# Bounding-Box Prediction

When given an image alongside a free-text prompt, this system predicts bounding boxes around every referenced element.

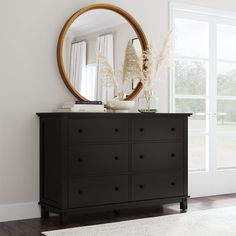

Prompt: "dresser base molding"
[39,196,189,225]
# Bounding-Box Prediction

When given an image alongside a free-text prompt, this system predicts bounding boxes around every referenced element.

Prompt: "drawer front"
[132,171,183,201]
[132,118,183,141]
[69,176,128,208]
[132,143,183,171]
[69,144,129,175]
[69,119,128,143]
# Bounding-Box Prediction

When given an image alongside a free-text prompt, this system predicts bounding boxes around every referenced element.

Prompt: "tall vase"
[138,89,158,113]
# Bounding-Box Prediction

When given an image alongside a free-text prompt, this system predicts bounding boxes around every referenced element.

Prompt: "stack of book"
[56,101,107,113]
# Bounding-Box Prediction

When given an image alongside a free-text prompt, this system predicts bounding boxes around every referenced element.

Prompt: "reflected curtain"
[96,34,114,103]
[82,64,97,100]
[69,41,87,92]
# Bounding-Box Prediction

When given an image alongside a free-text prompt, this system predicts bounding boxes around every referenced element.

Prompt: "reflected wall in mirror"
[58,4,148,103]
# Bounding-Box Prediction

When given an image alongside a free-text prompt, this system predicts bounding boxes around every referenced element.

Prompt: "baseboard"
[0,202,41,222]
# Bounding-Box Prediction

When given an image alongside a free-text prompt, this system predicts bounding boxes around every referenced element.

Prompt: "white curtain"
[69,41,87,92]
[96,34,114,103]
[82,64,97,100]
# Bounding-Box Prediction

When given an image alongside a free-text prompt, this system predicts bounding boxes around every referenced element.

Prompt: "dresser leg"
[60,212,69,226]
[41,206,49,219]
[180,198,188,212]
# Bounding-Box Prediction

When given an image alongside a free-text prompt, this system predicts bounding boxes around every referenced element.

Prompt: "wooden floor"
[1,193,236,236]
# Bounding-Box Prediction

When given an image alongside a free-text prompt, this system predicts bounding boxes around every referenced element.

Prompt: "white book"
[71,107,106,112]
[61,104,104,109]
[55,107,107,113]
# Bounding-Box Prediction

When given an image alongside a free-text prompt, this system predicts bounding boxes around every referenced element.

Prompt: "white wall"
[1,0,236,222]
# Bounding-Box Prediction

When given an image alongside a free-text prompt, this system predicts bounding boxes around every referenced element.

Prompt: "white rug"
[42,206,236,236]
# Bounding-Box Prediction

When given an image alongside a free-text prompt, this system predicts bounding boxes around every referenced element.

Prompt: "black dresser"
[37,112,191,225]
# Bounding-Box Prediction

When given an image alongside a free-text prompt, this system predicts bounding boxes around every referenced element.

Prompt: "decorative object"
[138,31,173,112]
[106,99,135,113]
[42,206,236,236]
[37,112,191,225]
[97,41,142,97]
[97,41,142,112]
[56,101,106,113]
[138,89,158,113]
[98,31,172,112]
[57,4,148,104]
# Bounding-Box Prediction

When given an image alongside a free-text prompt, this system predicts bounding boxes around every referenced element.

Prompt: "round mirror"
[57,4,148,103]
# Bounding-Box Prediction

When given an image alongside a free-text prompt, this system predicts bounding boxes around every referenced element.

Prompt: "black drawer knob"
[77,158,84,163]
[114,128,120,133]
[114,186,120,191]
[170,128,176,131]
[139,184,145,189]
[139,128,144,132]
[139,155,145,159]
[78,129,83,133]
[114,156,120,161]
[78,190,83,195]
[170,182,176,186]
[171,153,176,157]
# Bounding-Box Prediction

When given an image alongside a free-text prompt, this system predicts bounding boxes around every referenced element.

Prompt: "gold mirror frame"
[57,3,148,101]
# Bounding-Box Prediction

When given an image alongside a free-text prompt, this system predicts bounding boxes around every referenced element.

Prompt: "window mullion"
[208,20,217,172]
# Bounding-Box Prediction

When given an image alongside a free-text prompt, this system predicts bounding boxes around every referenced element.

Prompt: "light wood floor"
[0,193,236,236]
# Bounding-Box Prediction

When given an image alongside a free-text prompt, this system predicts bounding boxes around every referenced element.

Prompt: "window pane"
[217,24,236,61]
[175,98,206,133]
[216,100,236,168]
[189,135,206,171]
[175,18,209,58]
[175,60,206,95]
[217,62,236,96]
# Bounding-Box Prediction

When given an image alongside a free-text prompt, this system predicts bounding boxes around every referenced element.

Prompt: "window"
[171,4,236,171]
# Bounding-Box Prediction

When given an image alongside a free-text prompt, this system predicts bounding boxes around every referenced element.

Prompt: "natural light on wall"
[171,4,236,172]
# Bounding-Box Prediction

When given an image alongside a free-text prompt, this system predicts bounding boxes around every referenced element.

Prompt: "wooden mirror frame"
[57,3,148,101]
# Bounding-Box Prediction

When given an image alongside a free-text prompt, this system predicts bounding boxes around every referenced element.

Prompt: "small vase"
[138,90,158,113]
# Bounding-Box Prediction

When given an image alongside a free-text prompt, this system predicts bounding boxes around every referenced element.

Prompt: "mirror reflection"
[62,9,142,103]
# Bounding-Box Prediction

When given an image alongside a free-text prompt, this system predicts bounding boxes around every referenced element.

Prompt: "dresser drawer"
[69,144,129,175]
[69,176,128,208]
[132,118,183,141]
[132,143,183,171]
[69,119,128,144]
[132,171,183,201]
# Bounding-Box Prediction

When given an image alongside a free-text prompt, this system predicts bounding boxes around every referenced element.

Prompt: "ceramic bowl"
[107,100,135,113]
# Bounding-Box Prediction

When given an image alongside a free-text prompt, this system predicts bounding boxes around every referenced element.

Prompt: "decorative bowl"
[107,100,135,113]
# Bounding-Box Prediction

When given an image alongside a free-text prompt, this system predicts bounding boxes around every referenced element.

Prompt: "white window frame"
[170,2,236,172]
[169,2,236,112]
[169,2,236,197]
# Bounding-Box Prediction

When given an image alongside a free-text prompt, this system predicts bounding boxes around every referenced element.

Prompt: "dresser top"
[37,112,192,118]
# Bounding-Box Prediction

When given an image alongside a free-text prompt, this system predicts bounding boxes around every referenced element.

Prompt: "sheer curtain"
[96,34,114,103]
[82,64,97,100]
[69,41,87,92]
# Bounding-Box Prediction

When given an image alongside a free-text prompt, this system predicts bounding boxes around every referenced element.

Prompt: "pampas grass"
[121,41,142,84]
[97,40,142,99]
[97,31,173,100]
[97,51,120,93]
[141,30,173,88]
